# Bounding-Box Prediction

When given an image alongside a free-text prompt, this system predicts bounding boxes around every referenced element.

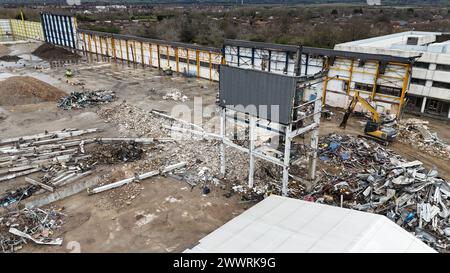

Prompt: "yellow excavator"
[339,91,397,144]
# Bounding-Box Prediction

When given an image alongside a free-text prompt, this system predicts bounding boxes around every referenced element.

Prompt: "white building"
[185,195,435,253]
[367,0,382,6]
[336,31,450,120]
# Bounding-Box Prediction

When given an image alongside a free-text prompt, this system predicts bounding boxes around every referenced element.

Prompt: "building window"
[425,99,450,117]
[414,62,430,69]
[405,95,423,112]
[410,78,426,85]
[376,85,402,97]
[354,82,373,92]
[432,81,450,89]
[436,64,450,72]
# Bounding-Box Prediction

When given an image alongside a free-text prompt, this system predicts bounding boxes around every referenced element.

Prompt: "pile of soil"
[32,43,80,61]
[0,76,67,106]
[0,55,21,62]
[0,44,10,57]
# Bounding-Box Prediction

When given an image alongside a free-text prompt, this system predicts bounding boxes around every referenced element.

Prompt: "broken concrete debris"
[306,134,450,251]
[88,161,187,194]
[398,118,450,159]
[0,207,64,252]
[162,88,189,102]
[58,89,116,110]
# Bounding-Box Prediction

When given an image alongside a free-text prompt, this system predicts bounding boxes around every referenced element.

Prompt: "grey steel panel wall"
[219,65,296,125]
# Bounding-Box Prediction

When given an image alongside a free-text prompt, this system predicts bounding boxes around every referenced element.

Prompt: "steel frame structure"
[219,41,325,196]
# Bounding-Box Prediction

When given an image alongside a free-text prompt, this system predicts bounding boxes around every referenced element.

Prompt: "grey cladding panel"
[219,65,296,124]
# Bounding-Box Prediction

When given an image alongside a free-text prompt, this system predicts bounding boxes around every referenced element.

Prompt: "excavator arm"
[339,91,379,129]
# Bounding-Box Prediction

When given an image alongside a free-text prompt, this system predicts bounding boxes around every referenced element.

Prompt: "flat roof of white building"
[335,31,450,58]
[185,195,435,253]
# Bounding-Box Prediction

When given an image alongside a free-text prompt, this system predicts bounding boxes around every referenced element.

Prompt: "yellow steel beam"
[93,35,99,56]
[186,48,190,74]
[111,37,116,59]
[166,45,170,67]
[149,43,153,66]
[371,62,380,100]
[397,64,411,118]
[209,51,212,81]
[99,36,104,56]
[82,33,88,54]
[196,50,200,78]
[322,58,330,106]
[125,40,130,62]
[119,39,124,61]
[133,41,137,63]
[157,44,161,68]
[140,41,144,66]
[88,34,93,53]
[175,47,179,72]
[347,60,354,94]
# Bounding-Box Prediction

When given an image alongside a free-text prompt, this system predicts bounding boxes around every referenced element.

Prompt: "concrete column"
[421,96,427,113]
[281,125,292,197]
[220,108,226,176]
[248,117,256,188]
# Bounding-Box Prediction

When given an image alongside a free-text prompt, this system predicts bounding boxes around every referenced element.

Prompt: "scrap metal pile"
[398,118,450,159]
[307,134,450,251]
[0,208,64,252]
[58,89,116,110]
[0,129,156,207]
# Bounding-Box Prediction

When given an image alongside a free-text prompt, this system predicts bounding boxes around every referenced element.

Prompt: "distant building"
[336,31,450,120]
[367,0,382,6]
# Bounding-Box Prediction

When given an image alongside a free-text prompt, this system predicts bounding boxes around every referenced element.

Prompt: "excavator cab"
[340,92,397,144]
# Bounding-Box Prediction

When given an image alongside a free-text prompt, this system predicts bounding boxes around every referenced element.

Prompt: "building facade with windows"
[335,31,450,120]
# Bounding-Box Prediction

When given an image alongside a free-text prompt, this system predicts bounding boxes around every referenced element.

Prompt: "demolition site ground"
[1,41,449,252]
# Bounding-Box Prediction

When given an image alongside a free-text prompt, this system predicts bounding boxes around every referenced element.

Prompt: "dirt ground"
[1,40,449,253]
[24,176,247,253]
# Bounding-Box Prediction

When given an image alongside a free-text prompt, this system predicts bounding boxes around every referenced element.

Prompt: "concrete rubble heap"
[398,118,450,159]
[96,102,278,198]
[307,134,450,251]
[58,89,116,110]
[0,207,65,253]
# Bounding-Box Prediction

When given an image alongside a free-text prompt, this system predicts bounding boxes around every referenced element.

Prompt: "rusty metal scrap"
[58,89,116,110]
[305,134,450,252]
[0,208,64,252]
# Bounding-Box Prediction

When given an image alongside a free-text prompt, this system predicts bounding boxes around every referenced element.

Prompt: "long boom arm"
[339,91,380,129]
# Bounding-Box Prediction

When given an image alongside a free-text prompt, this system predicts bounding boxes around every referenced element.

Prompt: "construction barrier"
[77,30,222,81]
[40,12,77,48]
[9,19,44,41]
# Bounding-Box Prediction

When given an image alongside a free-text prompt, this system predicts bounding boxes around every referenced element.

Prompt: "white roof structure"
[185,195,435,253]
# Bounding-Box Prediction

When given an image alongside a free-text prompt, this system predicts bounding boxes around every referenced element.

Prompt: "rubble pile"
[86,142,145,165]
[98,102,171,137]
[0,208,65,252]
[398,118,450,159]
[0,129,159,207]
[0,129,102,203]
[97,103,276,198]
[58,89,116,110]
[306,134,450,251]
[162,88,189,102]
